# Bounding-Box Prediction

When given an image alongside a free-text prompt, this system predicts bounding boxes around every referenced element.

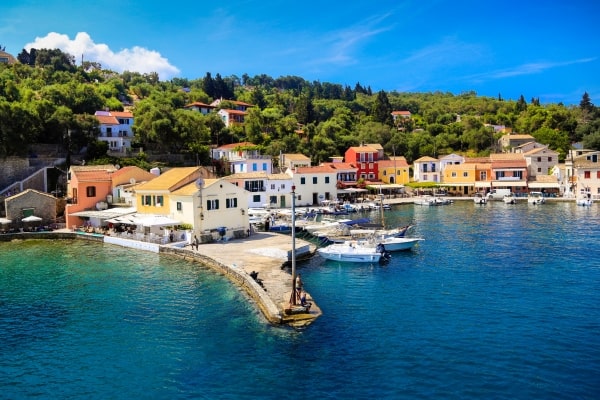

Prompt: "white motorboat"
[503,194,517,204]
[414,195,449,206]
[528,191,546,205]
[317,241,389,263]
[473,192,487,205]
[576,189,593,206]
[373,236,423,252]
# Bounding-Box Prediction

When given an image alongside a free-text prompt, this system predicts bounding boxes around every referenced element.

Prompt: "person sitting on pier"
[300,291,311,311]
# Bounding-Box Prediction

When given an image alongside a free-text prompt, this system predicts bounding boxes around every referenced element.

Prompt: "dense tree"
[372,90,393,125]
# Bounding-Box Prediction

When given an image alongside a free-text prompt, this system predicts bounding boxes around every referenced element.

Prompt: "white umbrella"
[22,215,42,222]
[0,217,11,224]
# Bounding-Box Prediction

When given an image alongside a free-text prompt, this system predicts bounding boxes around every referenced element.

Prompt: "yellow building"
[378,157,410,184]
[134,167,201,214]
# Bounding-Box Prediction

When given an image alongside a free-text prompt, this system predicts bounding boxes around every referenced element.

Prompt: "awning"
[135,215,181,227]
[22,215,42,222]
[528,182,560,189]
[438,183,474,187]
[337,188,368,193]
[492,181,527,187]
[0,217,12,224]
[475,182,491,188]
[71,207,137,220]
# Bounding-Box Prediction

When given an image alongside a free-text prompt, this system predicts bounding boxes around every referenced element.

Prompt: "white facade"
[573,151,600,200]
[170,178,249,239]
[413,156,441,183]
[523,146,559,179]
[286,167,338,207]
[95,111,134,153]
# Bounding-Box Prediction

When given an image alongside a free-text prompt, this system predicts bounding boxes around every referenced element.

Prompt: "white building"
[94,110,134,153]
[413,156,441,183]
[286,166,338,207]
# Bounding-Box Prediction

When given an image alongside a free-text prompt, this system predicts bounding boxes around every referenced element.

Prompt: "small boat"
[503,194,517,204]
[317,241,390,263]
[414,195,449,206]
[576,189,593,206]
[371,236,423,252]
[528,191,546,205]
[473,192,487,205]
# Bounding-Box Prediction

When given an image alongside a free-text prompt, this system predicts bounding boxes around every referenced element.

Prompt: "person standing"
[193,234,199,250]
[295,274,303,302]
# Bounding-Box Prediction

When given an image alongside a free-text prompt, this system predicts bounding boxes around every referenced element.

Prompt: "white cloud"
[25,32,180,80]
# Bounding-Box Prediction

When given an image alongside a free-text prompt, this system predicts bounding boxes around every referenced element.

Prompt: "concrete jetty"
[163,231,322,327]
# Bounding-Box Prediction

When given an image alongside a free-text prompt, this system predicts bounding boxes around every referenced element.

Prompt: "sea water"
[1,201,599,399]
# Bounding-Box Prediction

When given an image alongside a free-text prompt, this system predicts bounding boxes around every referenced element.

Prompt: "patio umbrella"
[22,215,42,222]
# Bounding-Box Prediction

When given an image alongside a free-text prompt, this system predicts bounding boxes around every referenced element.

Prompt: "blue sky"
[1,0,599,105]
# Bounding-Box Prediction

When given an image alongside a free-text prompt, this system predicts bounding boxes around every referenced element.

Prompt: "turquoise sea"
[1,201,599,399]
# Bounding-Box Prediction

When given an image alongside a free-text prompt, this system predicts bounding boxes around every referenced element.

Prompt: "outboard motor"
[376,243,391,262]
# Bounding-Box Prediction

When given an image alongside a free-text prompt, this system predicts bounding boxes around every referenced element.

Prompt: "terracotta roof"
[391,111,411,115]
[283,153,311,161]
[224,171,268,180]
[531,175,558,183]
[96,115,119,125]
[319,162,357,170]
[184,102,214,108]
[220,109,247,116]
[414,156,438,162]
[70,164,117,173]
[74,170,113,182]
[348,145,378,152]
[490,153,526,161]
[135,167,200,191]
[294,166,337,174]
[110,111,133,118]
[378,159,409,168]
[217,141,257,150]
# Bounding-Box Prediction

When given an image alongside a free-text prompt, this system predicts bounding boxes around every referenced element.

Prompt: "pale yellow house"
[134,167,202,215]
[378,158,410,184]
[171,178,249,241]
[441,163,476,196]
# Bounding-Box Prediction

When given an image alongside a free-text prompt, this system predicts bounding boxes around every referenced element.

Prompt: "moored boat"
[503,194,517,204]
[473,192,487,205]
[317,241,390,263]
[528,191,546,205]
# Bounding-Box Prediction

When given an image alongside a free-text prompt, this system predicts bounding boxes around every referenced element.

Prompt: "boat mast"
[289,185,298,305]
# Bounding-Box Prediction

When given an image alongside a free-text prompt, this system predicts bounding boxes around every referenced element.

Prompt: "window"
[271,184,275,190]
[480,172,487,180]
[252,163,257,171]
[300,177,306,184]
[325,177,330,183]
[156,195,164,207]
[207,199,220,210]
[176,202,182,211]
[262,163,267,171]
[252,194,261,202]
[423,174,428,181]
[463,172,469,177]
[496,171,505,179]
[451,172,457,177]
[383,170,387,176]
[86,186,96,197]
[548,157,553,162]
[514,171,522,179]
[142,195,152,206]
[597,171,600,179]
[584,171,591,179]
[369,163,374,170]
[537,157,542,162]
[312,177,317,184]
[538,168,542,173]
[226,197,238,208]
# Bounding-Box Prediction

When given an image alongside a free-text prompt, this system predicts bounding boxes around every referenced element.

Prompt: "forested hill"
[1,47,599,167]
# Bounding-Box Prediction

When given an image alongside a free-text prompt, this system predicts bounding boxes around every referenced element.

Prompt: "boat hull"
[317,244,383,263]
